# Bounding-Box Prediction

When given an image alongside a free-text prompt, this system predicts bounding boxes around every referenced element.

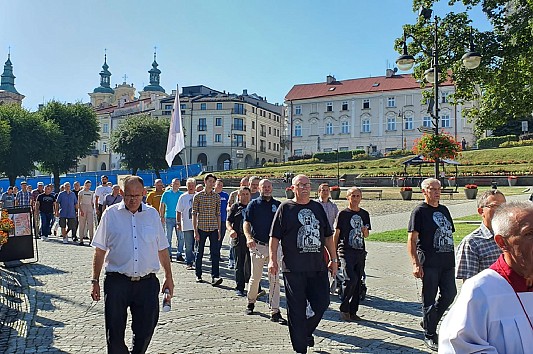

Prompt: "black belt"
[106,272,155,282]
[254,239,268,246]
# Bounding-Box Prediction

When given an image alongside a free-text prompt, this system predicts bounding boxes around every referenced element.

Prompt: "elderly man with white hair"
[439,201,533,353]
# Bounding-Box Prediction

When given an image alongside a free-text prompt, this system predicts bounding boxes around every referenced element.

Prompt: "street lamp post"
[228,132,233,170]
[396,6,481,179]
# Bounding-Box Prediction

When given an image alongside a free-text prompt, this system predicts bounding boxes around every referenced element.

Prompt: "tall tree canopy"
[397,0,533,135]
[0,104,52,186]
[110,115,170,177]
[38,101,99,190]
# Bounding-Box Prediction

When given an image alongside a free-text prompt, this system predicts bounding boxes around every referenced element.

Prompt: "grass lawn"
[370,221,480,243]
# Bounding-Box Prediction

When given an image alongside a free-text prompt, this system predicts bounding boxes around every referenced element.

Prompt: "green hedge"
[313,149,366,162]
[477,135,518,149]
[499,140,533,148]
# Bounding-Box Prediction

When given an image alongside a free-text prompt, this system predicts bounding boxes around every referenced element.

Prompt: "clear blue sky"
[2,0,490,111]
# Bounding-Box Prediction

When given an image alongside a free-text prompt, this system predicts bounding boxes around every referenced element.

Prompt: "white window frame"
[387,97,396,107]
[294,124,302,137]
[215,134,221,143]
[405,116,414,130]
[441,114,451,128]
[326,102,333,112]
[102,123,109,134]
[341,121,350,134]
[362,119,371,133]
[200,103,206,110]
[325,122,333,135]
[295,105,302,115]
[362,99,370,109]
[294,149,303,156]
[387,116,397,131]
[423,116,432,128]
[341,101,348,111]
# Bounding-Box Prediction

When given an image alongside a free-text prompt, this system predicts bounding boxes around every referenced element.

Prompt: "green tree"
[38,101,99,191]
[397,0,533,134]
[0,104,51,186]
[110,115,170,177]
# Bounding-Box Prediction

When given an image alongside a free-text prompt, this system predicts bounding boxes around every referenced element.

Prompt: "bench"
[360,188,383,200]
[413,189,458,199]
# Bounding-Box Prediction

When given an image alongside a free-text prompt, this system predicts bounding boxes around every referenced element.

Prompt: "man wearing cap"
[95,175,112,224]
[78,180,95,244]
[31,182,46,238]
[0,186,16,209]
[15,181,32,207]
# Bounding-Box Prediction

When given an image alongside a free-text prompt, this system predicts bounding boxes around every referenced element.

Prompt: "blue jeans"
[183,230,195,266]
[195,229,220,279]
[165,218,184,257]
[40,212,54,236]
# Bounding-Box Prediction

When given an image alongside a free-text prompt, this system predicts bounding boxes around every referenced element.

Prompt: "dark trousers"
[233,234,250,291]
[195,229,220,279]
[40,212,54,236]
[283,271,330,354]
[217,223,227,255]
[421,266,457,338]
[103,273,160,354]
[340,251,365,314]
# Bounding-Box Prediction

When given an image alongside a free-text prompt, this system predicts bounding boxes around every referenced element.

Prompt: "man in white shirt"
[176,178,197,270]
[439,201,533,354]
[90,176,174,354]
[94,175,112,224]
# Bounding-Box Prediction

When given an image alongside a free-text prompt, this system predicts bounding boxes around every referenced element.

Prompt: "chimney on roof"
[326,75,336,84]
[243,89,248,96]
[386,68,398,78]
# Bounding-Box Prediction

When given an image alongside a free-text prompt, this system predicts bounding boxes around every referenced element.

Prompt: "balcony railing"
[231,141,247,148]
[260,146,266,153]
[232,108,247,115]
[197,141,207,147]
[231,124,247,131]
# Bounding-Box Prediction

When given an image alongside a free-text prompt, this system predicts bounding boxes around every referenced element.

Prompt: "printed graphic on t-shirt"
[348,214,364,249]
[296,208,321,253]
[432,211,454,252]
[271,204,277,213]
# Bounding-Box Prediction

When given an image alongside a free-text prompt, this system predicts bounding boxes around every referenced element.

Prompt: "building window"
[197,134,207,147]
[102,142,107,153]
[233,118,245,131]
[165,104,172,110]
[216,103,223,110]
[341,121,350,134]
[268,126,272,135]
[215,134,221,142]
[295,105,302,115]
[268,141,271,150]
[362,99,370,109]
[200,103,206,110]
[252,136,255,145]
[326,102,333,112]
[198,118,207,131]
[423,116,432,127]
[342,101,348,111]
[387,97,395,107]
[102,123,109,134]
[441,92,450,103]
[234,103,244,114]
[441,114,451,128]
[180,104,186,109]
[294,125,302,137]
[339,146,349,151]
[215,117,222,126]
[323,148,332,153]
[294,149,303,156]
[362,119,370,133]
[325,122,333,135]
[162,111,171,116]
[405,116,414,130]
[252,121,255,129]
[234,134,245,147]
[387,117,397,131]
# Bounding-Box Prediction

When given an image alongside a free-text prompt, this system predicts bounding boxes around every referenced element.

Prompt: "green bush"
[477,135,518,149]
[499,140,533,148]
[263,158,319,167]
[313,149,365,162]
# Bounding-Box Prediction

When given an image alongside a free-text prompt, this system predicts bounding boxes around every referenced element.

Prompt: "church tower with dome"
[0,53,24,105]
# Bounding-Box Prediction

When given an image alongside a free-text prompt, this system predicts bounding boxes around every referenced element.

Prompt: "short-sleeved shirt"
[78,190,95,206]
[95,185,113,205]
[176,192,195,231]
[455,223,501,279]
[104,193,123,207]
[227,203,247,238]
[146,190,164,211]
[91,202,169,277]
[243,196,280,243]
[335,207,371,257]
[16,190,32,206]
[1,192,15,208]
[315,198,339,230]
[192,190,220,232]
[56,191,78,219]
[408,202,455,268]
[31,189,43,203]
[36,193,56,214]
[161,189,183,218]
[270,200,333,273]
[218,191,229,221]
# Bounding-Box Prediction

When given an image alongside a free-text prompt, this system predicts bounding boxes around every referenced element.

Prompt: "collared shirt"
[315,198,339,230]
[192,190,220,232]
[56,191,78,218]
[95,185,113,205]
[243,195,280,243]
[103,193,123,207]
[91,202,168,277]
[455,223,501,279]
[16,190,32,206]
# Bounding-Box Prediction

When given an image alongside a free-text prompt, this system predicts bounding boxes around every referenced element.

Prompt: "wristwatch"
[91,279,99,284]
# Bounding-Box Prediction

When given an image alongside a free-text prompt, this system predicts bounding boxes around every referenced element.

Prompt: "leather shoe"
[270,312,287,325]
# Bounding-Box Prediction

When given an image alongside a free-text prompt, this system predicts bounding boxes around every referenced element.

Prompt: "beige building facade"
[284,71,476,158]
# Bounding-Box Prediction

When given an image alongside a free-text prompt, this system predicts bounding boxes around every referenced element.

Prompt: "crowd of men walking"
[3,173,532,353]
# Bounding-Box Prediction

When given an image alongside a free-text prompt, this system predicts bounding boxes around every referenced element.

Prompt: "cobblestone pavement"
[1,193,529,353]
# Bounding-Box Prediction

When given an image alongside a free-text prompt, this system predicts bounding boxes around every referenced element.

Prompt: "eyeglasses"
[483,203,501,209]
[295,183,311,189]
[124,194,143,199]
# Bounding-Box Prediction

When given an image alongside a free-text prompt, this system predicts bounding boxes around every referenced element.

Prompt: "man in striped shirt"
[192,173,222,286]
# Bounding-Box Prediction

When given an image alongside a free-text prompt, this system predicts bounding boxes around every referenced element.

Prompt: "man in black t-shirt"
[334,187,371,322]
[226,186,252,296]
[408,178,457,351]
[36,185,57,241]
[269,174,338,354]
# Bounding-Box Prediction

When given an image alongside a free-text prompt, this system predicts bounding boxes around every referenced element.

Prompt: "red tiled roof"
[285,74,453,101]
[94,97,152,113]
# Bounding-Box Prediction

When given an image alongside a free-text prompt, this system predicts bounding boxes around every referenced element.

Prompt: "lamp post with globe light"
[396,6,481,178]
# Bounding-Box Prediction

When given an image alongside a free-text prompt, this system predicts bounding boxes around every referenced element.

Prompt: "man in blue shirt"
[160,179,184,262]
[55,182,78,244]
